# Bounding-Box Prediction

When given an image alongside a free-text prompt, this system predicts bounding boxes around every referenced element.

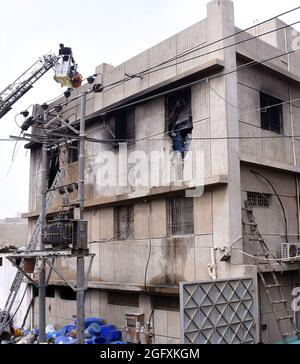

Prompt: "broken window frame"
[165,88,192,133]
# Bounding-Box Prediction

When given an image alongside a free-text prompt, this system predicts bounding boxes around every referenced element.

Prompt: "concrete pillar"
[206,0,243,271]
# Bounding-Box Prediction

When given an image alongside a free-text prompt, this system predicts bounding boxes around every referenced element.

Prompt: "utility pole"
[76,92,87,344]
[38,109,48,343]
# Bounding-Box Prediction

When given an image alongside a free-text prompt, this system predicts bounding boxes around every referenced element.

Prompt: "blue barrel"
[54,335,72,344]
[100,325,116,339]
[75,317,103,329]
[47,330,60,341]
[87,323,101,337]
[85,338,94,345]
[93,336,107,344]
[107,330,122,342]
[60,324,76,336]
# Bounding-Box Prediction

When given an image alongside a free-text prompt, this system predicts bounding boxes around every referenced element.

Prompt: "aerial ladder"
[0,45,82,120]
[0,54,58,119]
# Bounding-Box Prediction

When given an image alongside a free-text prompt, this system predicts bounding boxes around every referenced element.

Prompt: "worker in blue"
[168,97,193,159]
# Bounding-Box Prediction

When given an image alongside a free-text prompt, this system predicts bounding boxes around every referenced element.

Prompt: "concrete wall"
[32,288,181,344]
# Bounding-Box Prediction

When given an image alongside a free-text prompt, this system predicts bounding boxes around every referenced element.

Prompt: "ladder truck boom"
[0,54,59,119]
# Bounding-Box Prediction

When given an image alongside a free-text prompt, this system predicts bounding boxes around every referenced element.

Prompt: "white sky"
[0,0,300,218]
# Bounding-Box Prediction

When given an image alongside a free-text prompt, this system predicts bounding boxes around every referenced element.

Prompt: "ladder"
[0,54,58,120]
[242,201,300,344]
[0,169,63,333]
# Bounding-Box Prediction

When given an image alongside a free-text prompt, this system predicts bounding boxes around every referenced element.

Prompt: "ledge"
[22,175,228,219]
[240,153,300,174]
[32,279,180,295]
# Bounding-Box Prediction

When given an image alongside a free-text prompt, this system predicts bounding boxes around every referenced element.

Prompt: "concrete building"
[22,0,300,343]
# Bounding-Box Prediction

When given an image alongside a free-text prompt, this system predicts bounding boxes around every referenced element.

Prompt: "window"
[166,88,192,129]
[68,141,78,164]
[152,295,180,312]
[48,149,60,188]
[114,205,134,241]
[58,286,76,301]
[46,285,55,298]
[115,109,135,141]
[260,92,283,134]
[247,192,272,208]
[107,292,139,307]
[0,257,2,267]
[168,196,194,236]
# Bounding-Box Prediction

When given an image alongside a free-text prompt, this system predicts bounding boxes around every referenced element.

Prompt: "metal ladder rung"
[271,300,287,305]
[278,315,294,321]
[265,284,282,289]
[244,222,258,227]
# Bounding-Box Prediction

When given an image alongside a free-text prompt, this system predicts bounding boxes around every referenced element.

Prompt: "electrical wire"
[17,8,300,120]
[104,8,300,92]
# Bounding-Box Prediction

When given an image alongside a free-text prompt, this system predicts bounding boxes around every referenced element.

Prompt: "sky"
[1,0,300,218]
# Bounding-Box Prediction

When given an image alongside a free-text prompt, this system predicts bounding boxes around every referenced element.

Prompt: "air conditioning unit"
[281,243,300,262]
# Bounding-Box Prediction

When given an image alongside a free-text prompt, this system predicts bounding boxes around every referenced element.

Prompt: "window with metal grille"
[115,109,135,141]
[247,192,272,208]
[107,292,139,307]
[68,140,79,164]
[260,92,283,134]
[168,196,194,236]
[114,205,134,241]
[152,295,180,312]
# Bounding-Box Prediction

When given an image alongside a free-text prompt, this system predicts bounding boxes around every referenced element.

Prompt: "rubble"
[0,317,125,344]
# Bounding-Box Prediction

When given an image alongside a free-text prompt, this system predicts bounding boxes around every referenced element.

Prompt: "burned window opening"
[115,109,136,143]
[168,196,194,236]
[68,140,79,164]
[114,205,134,241]
[166,88,193,158]
[260,92,283,134]
[58,285,76,301]
[48,149,60,189]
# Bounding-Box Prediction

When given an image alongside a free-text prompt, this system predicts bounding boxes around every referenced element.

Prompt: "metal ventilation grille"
[107,292,139,307]
[180,278,257,344]
[247,192,272,208]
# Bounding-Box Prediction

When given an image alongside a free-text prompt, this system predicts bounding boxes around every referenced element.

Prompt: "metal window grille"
[260,92,283,134]
[247,192,272,208]
[152,295,180,312]
[114,205,134,241]
[107,292,139,307]
[168,197,194,236]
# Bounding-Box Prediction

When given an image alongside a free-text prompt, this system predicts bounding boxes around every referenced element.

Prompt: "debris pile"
[0,317,125,344]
